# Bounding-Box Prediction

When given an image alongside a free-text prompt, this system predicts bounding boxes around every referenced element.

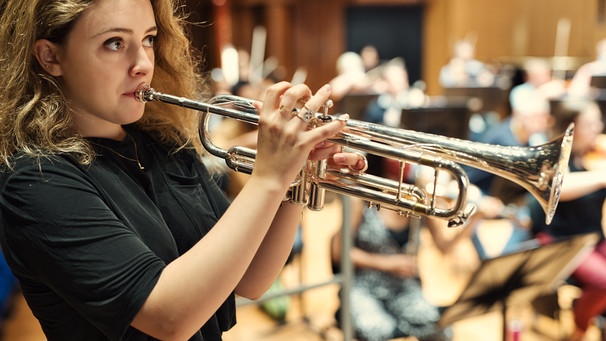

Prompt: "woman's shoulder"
[0,154,97,221]
[0,153,89,188]
[3,153,82,172]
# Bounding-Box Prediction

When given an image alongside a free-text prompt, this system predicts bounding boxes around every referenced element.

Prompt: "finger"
[328,152,368,172]
[297,117,348,154]
[278,84,312,120]
[308,142,342,161]
[291,84,332,125]
[263,81,293,113]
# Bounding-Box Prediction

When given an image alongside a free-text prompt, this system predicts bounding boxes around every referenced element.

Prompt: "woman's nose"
[131,46,154,76]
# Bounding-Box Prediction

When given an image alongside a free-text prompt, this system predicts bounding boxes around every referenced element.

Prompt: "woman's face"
[50,0,157,139]
[573,104,604,155]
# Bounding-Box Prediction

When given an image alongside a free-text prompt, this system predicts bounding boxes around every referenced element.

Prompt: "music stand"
[400,97,472,139]
[590,74,606,89]
[589,75,606,133]
[442,85,510,115]
[439,233,599,341]
[335,93,379,120]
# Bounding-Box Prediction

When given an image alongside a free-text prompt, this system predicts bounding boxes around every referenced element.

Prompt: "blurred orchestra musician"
[528,99,606,341]
[465,94,554,259]
[330,180,470,341]
[568,38,606,98]
[481,94,554,194]
[510,57,567,106]
[364,59,427,126]
[439,39,511,141]
[329,51,375,103]
[360,45,381,74]
[439,39,496,88]
[362,59,427,177]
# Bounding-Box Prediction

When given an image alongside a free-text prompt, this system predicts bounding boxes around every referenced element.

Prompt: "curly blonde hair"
[0,0,206,167]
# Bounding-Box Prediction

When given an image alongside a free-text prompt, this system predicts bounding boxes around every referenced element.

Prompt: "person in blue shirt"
[465,94,554,259]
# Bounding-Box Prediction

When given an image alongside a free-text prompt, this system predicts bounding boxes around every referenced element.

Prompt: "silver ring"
[295,106,314,123]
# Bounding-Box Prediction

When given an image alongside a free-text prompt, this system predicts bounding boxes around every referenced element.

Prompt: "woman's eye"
[105,38,124,51]
[143,35,156,48]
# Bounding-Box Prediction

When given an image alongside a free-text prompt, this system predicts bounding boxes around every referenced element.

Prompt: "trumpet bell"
[336,120,574,226]
[521,125,574,225]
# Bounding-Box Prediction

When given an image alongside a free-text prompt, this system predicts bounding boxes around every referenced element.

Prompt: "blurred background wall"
[183,0,606,96]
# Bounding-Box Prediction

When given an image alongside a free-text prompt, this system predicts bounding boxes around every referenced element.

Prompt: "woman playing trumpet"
[0,0,366,340]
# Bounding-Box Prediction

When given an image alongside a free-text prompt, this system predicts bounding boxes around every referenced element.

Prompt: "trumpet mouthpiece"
[135,83,152,103]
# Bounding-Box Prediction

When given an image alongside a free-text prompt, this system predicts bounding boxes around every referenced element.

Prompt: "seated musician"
[364,59,426,127]
[528,99,606,341]
[510,57,566,104]
[329,51,376,103]
[363,60,427,177]
[465,94,553,259]
[329,162,477,341]
[568,38,606,97]
[439,39,495,88]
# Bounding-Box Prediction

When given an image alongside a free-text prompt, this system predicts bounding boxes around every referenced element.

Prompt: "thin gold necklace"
[90,136,145,170]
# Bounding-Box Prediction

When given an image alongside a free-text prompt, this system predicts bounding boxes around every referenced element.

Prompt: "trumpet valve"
[322,99,334,117]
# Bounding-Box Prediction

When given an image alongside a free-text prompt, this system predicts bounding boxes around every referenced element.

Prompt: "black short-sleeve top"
[530,159,606,240]
[0,127,234,340]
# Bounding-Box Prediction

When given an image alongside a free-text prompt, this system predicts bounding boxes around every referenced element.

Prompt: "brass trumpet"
[136,84,573,227]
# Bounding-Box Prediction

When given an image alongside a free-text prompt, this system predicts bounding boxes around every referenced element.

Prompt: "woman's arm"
[237,144,369,297]
[132,82,348,340]
[132,81,371,340]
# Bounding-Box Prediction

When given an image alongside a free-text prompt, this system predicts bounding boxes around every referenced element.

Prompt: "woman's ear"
[33,39,62,76]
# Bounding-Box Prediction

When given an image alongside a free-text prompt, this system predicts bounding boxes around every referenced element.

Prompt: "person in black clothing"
[529,99,606,341]
[0,0,365,340]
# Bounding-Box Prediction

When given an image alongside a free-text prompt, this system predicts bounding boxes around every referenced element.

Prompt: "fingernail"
[320,84,331,92]
[337,114,349,122]
[333,154,346,162]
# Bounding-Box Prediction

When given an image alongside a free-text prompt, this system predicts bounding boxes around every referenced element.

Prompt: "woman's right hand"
[251,82,347,190]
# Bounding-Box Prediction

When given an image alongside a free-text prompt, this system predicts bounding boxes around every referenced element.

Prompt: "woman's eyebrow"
[92,26,158,38]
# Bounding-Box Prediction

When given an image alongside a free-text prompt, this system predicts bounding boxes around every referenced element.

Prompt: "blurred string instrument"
[136,83,574,228]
